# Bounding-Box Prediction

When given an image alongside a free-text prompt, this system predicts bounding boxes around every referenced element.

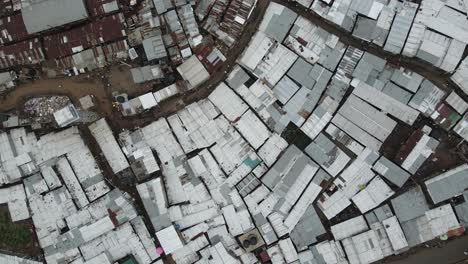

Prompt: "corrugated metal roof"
[273,76,300,104]
[452,56,468,95]
[351,79,420,125]
[425,164,468,204]
[390,68,423,93]
[331,215,368,240]
[401,134,439,174]
[305,133,351,177]
[21,0,89,34]
[445,91,468,114]
[208,82,248,121]
[382,82,412,104]
[89,118,130,174]
[372,156,410,187]
[352,176,395,213]
[342,230,385,264]
[142,35,167,61]
[290,204,325,249]
[259,3,297,42]
[234,110,270,149]
[130,65,163,83]
[352,16,377,42]
[391,186,429,222]
[383,2,417,54]
[331,113,383,152]
[177,55,210,89]
[339,94,397,142]
[455,191,468,227]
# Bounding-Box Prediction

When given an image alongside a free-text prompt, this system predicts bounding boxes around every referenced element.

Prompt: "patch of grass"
[0,210,32,248]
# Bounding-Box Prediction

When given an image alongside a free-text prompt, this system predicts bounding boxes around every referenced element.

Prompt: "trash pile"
[23,96,71,124]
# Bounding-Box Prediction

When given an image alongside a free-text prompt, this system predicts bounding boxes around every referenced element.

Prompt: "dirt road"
[381,235,468,264]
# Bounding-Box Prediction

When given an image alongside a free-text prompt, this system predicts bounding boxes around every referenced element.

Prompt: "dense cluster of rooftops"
[2,0,468,264]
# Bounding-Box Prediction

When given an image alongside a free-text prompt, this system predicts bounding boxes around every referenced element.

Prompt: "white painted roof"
[351,79,420,125]
[446,91,468,114]
[209,82,248,121]
[156,225,184,254]
[234,110,270,150]
[331,215,368,240]
[238,31,274,72]
[0,184,29,221]
[139,92,158,110]
[382,216,408,251]
[177,56,210,89]
[89,118,130,174]
[352,176,395,214]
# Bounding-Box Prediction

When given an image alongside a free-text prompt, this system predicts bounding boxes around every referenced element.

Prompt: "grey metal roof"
[425,165,468,204]
[130,65,163,84]
[310,244,329,264]
[153,0,174,14]
[400,218,423,247]
[23,173,45,195]
[290,204,326,249]
[352,17,376,42]
[409,80,445,115]
[288,59,332,91]
[390,70,423,93]
[253,213,278,243]
[311,65,333,92]
[455,191,468,227]
[318,44,345,72]
[371,26,390,46]
[21,0,89,34]
[311,169,332,187]
[384,2,417,54]
[353,52,386,83]
[349,0,373,16]
[236,173,261,197]
[139,180,171,231]
[283,62,332,125]
[0,72,15,85]
[373,204,393,222]
[262,7,297,42]
[143,35,168,61]
[266,103,290,134]
[284,87,320,125]
[287,58,316,89]
[416,49,440,66]
[382,82,412,104]
[226,66,251,90]
[305,133,350,176]
[364,204,393,225]
[325,78,349,101]
[273,76,300,104]
[391,186,429,222]
[365,211,379,225]
[261,145,316,190]
[373,156,411,187]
